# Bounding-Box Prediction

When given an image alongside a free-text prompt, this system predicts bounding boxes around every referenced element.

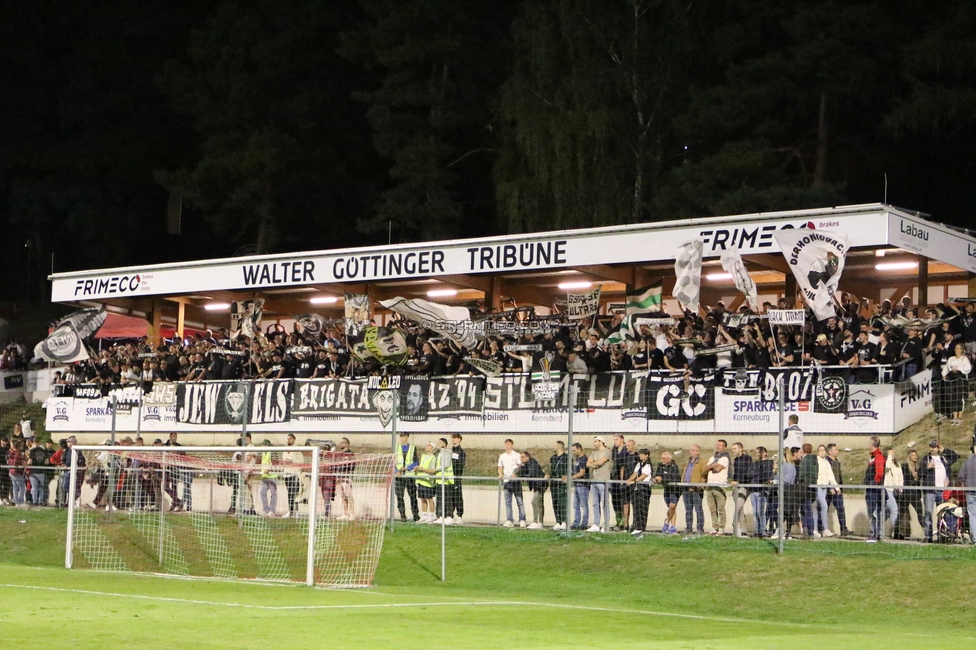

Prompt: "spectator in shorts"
[498,439,525,528]
[416,442,440,523]
[681,444,707,535]
[626,448,654,538]
[570,443,589,530]
[705,440,730,535]
[653,451,681,534]
[518,451,547,529]
[586,436,613,532]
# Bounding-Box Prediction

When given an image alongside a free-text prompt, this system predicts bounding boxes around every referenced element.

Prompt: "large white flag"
[380,297,480,349]
[773,229,849,321]
[34,309,106,363]
[230,299,264,339]
[673,239,703,313]
[720,250,758,309]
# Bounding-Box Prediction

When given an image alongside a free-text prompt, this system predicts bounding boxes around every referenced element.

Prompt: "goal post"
[65,445,395,587]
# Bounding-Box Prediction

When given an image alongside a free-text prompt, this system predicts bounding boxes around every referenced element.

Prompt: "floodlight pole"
[65,447,79,569]
[777,374,785,556]
[306,448,320,586]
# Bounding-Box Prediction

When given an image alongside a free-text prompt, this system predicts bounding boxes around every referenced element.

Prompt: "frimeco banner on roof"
[44,369,931,435]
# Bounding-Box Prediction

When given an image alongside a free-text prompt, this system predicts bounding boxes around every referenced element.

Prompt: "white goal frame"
[66,445,326,585]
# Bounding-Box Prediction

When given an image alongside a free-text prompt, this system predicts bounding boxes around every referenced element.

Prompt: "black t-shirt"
[838,338,858,362]
[647,348,665,370]
[812,344,837,364]
[664,346,687,370]
[631,351,648,368]
[777,342,797,365]
[295,359,314,378]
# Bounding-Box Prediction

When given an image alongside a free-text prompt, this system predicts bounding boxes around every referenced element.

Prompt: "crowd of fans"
[35,294,976,391]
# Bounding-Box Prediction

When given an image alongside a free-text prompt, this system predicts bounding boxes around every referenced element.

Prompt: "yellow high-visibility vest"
[396,443,416,476]
[416,453,437,488]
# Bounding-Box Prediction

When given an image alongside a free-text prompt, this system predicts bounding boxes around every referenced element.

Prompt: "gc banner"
[646,372,716,420]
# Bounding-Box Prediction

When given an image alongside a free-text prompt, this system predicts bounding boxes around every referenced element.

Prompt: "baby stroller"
[934,500,966,544]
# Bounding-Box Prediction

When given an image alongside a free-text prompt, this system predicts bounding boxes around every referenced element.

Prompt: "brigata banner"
[293,376,484,420]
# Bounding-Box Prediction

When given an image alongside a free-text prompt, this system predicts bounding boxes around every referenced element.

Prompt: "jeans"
[29,474,47,506]
[750,492,768,537]
[260,479,278,514]
[866,487,883,539]
[825,491,848,532]
[589,482,607,529]
[504,483,525,522]
[10,475,26,505]
[800,489,817,537]
[572,485,590,527]
[816,488,830,532]
[683,490,704,533]
[923,490,940,540]
[885,489,899,531]
[967,493,976,543]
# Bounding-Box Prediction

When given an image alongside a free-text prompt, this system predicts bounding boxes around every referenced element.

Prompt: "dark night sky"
[1,0,974,305]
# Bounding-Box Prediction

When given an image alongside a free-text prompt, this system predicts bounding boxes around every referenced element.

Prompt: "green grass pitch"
[2,508,975,649]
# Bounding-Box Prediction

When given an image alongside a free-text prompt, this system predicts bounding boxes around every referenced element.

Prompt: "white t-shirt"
[635,461,653,483]
[706,455,729,484]
[498,450,521,481]
[934,457,948,488]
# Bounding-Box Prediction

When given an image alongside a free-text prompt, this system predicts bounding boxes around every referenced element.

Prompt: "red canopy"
[95,313,206,341]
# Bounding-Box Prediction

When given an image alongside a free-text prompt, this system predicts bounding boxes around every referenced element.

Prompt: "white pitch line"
[0,583,796,625]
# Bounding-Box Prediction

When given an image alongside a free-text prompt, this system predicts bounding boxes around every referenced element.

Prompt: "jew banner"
[774,229,849,321]
[230,299,264,339]
[673,240,703,313]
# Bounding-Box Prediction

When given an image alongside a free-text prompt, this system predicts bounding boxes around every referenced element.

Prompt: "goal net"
[65,445,395,587]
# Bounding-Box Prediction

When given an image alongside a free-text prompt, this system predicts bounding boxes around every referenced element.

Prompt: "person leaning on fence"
[749,447,774,538]
[653,451,681,535]
[955,445,976,544]
[918,440,958,543]
[547,441,568,531]
[704,440,730,536]
[586,436,613,533]
[516,451,546,529]
[796,444,819,539]
[570,443,589,531]
[626,448,653,538]
[729,442,753,538]
[681,444,707,536]
[824,444,852,536]
[394,432,420,523]
[432,438,455,525]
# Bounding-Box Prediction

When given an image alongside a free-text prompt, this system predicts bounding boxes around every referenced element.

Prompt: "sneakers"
[668,525,679,535]
[433,517,444,524]
[813,531,822,538]
[935,414,947,422]
[454,517,463,526]
[502,520,515,528]
[527,522,543,530]
[662,521,670,534]
[280,511,291,519]
[865,538,878,543]
[821,530,834,538]
[337,514,349,521]
[552,522,565,531]
[586,524,601,532]
[632,532,644,540]
[519,520,527,529]
[443,517,453,526]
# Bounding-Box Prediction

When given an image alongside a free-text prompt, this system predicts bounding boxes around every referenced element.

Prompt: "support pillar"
[783,273,798,308]
[918,257,929,306]
[176,302,185,341]
[151,300,163,346]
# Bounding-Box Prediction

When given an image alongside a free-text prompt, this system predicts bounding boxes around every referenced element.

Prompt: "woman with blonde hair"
[941,342,972,425]
[815,445,838,537]
[884,449,904,537]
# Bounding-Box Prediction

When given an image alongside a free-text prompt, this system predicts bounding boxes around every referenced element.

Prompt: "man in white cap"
[586,436,612,532]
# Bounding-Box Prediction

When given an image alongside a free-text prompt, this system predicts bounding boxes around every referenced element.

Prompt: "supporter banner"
[34,308,106,363]
[380,297,480,349]
[719,367,817,404]
[566,287,601,320]
[293,376,484,421]
[768,309,806,326]
[504,344,542,352]
[721,250,758,309]
[176,380,291,425]
[673,240,703,313]
[465,357,503,377]
[344,293,370,337]
[484,371,648,412]
[646,372,715,420]
[774,229,849,321]
[230,299,263,339]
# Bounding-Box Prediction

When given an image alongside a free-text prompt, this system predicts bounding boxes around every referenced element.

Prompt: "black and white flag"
[34,309,106,363]
[774,229,849,321]
[566,287,601,320]
[230,299,264,339]
[674,240,703,313]
[720,250,758,309]
[380,297,480,349]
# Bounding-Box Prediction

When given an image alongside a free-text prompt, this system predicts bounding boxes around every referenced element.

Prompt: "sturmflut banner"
[45,369,931,435]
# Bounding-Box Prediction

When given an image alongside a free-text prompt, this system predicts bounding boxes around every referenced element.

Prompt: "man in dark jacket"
[917,440,959,542]
[896,449,923,540]
[448,434,466,524]
[518,451,547,529]
[865,437,886,542]
[653,452,682,534]
[825,444,852,536]
[797,444,820,539]
[729,443,754,538]
[547,441,569,531]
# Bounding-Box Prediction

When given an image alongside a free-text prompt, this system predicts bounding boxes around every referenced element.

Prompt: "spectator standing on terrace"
[653,451,681,534]
[895,449,922,540]
[884,449,903,536]
[163,432,192,512]
[498,439,525,528]
[448,434,466,525]
[814,445,838,537]
[566,350,588,374]
[729,442,753,538]
[681,444,707,535]
[282,434,304,516]
[626,448,654,538]
[547,440,568,531]
[704,440,730,535]
[517,451,546,529]
[825,444,852,536]
[783,415,803,450]
[7,438,26,506]
[955,445,976,544]
[610,435,627,529]
[749,447,774,538]
[259,440,280,517]
[900,327,923,379]
[797,444,819,539]
[864,437,886,542]
[570,443,589,530]
[0,437,11,505]
[941,342,971,425]
[394,432,420,523]
[918,440,958,543]
[586,436,612,532]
